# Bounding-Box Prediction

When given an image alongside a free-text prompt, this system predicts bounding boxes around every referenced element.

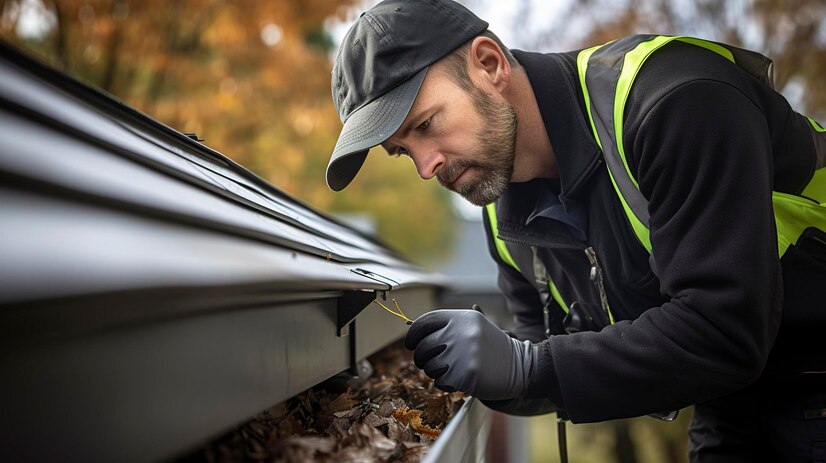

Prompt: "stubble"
[437,85,517,206]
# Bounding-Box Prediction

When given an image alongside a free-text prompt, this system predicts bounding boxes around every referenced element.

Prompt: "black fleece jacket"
[485,42,821,423]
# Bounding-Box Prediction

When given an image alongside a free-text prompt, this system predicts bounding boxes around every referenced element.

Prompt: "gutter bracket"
[336,290,377,337]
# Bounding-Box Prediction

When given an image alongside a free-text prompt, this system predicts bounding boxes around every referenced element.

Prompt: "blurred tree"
[0,0,456,264]
[496,0,826,117]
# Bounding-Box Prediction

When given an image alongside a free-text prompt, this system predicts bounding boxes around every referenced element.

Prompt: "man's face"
[382,65,517,206]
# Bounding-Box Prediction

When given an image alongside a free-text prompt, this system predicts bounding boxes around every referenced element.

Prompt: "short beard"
[437,85,516,207]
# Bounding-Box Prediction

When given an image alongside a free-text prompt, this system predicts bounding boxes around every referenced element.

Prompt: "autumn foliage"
[504,0,826,118]
[0,0,456,264]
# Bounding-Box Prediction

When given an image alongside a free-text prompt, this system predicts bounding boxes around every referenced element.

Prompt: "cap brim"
[326,67,428,191]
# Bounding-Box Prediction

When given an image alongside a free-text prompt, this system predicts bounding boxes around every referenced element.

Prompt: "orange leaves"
[393,406,442,439]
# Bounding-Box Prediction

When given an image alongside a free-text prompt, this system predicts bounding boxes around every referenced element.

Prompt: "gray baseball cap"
[326,0,488,191]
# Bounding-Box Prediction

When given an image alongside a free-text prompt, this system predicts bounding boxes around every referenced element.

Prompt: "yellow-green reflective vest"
[576,34,826,255]
[485,202,576,319]
[485,35,826,320]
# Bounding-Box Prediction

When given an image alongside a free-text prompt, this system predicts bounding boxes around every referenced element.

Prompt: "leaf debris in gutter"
[181,342,464,462]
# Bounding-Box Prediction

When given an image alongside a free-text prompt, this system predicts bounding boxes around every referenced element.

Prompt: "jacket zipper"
[501,230,617,324]
[585,246,615,324]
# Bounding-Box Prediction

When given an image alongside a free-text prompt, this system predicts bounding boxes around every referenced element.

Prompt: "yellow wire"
[373,299,413,323]
[392,299,410,320]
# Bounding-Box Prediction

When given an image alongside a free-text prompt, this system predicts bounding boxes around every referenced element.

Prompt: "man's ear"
[469,36,511,92]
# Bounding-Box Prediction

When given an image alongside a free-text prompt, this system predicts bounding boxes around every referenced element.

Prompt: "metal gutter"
[0,41,445,462]
[422,398,492,463]
[0,42,408,266]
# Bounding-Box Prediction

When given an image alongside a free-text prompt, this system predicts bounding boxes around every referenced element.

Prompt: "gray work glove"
[480,397,558,416]
[404,309,539,400]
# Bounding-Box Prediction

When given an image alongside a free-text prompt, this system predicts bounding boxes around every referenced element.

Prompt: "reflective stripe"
[773,191,826,255]
[485,203,520,271]
[582,36,669,252]
[802,168,826,204]
[607,37,737,252]
[675,37,735,63]
[486,204,572,312]
[613,37,734,191]
[578,34,826,257]
[808,116,826,133]
[582,35,740,253]
[614,36,678,191]
[578,43,654,251]
[577,45,604,150]
[805,117,826,202]
[549,280,570,314]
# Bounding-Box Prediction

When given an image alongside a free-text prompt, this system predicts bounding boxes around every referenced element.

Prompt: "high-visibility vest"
[576,34,826,255]
[484,201,581,325]
[485,35,826,323]
[484,203,574,315]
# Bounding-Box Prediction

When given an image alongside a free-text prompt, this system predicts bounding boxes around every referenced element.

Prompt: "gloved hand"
[404,309,539,400]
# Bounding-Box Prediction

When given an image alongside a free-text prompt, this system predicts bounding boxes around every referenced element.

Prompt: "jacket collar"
[511,49,602,199]
[495,179,587,250]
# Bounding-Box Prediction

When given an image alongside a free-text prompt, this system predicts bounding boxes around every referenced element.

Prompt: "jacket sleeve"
[546,77,783,422]
[482,207,547,343]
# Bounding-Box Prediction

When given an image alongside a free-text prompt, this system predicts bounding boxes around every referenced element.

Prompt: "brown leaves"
[273,436,334,462]
[182,342,464,462]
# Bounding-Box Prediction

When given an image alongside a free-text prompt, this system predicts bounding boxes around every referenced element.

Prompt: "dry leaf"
[326,392,357,413]
[393,406,441,439]
[180,342,464,462]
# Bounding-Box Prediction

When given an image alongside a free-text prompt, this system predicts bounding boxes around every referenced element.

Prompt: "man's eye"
[417,118,431,130]
[391,147,408,157]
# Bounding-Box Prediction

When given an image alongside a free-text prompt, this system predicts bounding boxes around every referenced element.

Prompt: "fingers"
[404,310,451,350]
[430,361,455,392]
[413,342,446,369]
[408,312,452,384]
[434,380,456,393]
[403,309,480,395]
[424,362,449,379]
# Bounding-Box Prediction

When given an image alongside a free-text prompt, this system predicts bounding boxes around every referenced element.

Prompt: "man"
[326,0,826,460]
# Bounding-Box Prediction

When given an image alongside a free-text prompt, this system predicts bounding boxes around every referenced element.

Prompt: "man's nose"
[411,150,445,180]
